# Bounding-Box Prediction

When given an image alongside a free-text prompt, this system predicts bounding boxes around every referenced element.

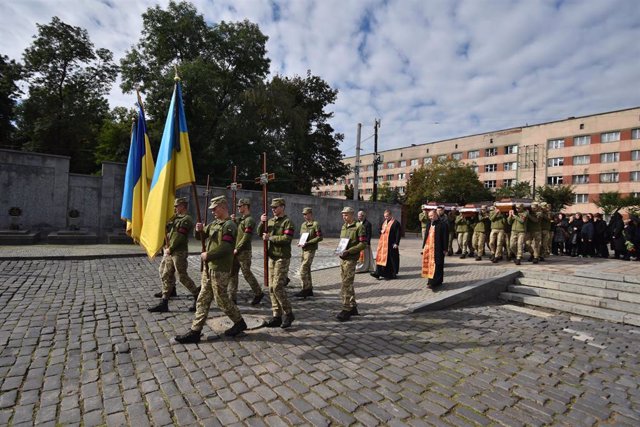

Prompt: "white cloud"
[1,0,639,158]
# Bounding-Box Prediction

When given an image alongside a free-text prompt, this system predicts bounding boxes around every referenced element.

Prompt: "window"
[387,162,395,169]
[365,188,372,194]
[601,131,620,143]
[366,165,374,172]
[505,145,518,154]
[630,171,640,182]
[600,173,619,183]
[398,186,406,194]
[573,135,591,146]
[438,155,448,161]
[484,180,496,188]
[485,147,498,157]
[348,179,353,185]
[358,177,363,183]
[484,164,497,172]
[600,152,619,163]
[572,175,589,184]
[398,173,406,180]
[399,160,407,167]
[503,161,517,171]
[471,165,479,174]
[503,179,515,187]
[366,177,373,183]
[424,157,432,164]
[385,174,393,181]
[468,150,480,159]
[632,129,640,139]
[410,159,419,166]
[547,176,563,185]
[573,155,590,165]
[547,138,564,149]
[574,194,589,204]
[548,157,564,167]
[452,152,462,160]
[632,150,640,161]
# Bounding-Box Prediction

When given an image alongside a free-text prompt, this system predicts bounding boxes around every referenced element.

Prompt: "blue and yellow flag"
[140,80,196,257]
[121,102,155,242]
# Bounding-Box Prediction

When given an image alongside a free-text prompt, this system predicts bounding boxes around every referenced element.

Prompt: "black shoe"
[528,255,534,262]
[336,310,352,322]
[460,253,467,259]
[370,272,380,279]
[225,319,247,337]
[175,329,201,344]
[515,259,521,265]
[455,249,462,255]
[447,250,453,256]
[349,306,359,316]
[251,293,265,306]
[294,289,314,298]
[285,278,291,287]
[475,256,482,261]
[533,258,539,264]
[148,299,168,313]
[539,257,545,262]
[154,288,177,298]
[264,316,282,328]
[281,312,295,329]
[492,258,498,263]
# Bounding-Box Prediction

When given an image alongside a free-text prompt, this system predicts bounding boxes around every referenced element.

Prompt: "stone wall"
[1,148,401,240]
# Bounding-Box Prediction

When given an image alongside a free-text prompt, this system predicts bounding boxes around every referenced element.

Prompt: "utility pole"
[353,123,362,201]
[372,119,381,202]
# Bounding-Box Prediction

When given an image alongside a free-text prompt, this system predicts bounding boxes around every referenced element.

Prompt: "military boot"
[154,288,177,298]
[349,306,359,316]
[225,319,247,337]
[264,316,282,328]
[281,312,295,329]
[515,259,521,265]
[174,329,201,344]
[251,293,265,306]
[336,310,352,322]
[294,288,314,298]
[148,299,169,313]
[460,253,467,259]
[533,258,539,264]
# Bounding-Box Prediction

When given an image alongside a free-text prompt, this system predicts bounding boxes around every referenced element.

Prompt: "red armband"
[222,234,234,243]
[244,227,253,233]
[284,229,294,236]
[177,227,188,235]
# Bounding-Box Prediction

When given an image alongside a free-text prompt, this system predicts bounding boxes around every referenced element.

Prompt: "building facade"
[314,107,640,213]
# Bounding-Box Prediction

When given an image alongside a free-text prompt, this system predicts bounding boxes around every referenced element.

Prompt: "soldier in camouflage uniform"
[258,198,296,329]
[175,196,247,344]
[295,207,323,299]
[472,208,489,261]
[488,204,507,263]
[525,202,543,264]
[148,197,199,313]
[229,198,264,306]
[456,213,475,258]
[336,207,367,322]
[508,203,528,265]
[539,202,552,260]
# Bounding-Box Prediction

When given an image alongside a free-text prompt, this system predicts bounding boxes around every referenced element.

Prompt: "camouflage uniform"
[159,212,198,298]
[526,204,543,260]
[339,218,366,311]
[472,210,489,257]
[192,215,242,331]
[257,211,295,317]
[455,214,475,256]
[229,211,262,301]
[419,210,429,242]
[539,204,552,258]
[508,206,528,261]
[299,215,323,292]
[488,207,507,259]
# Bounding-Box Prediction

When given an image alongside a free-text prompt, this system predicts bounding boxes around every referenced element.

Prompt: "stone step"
[515,278,640,302]
[521,269,640,288]
[499,292,640,326]
[508,285,640,315]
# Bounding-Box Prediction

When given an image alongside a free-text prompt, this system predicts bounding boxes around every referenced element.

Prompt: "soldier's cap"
[237,198,251,207]
[209,195,227,209]
[421,204,429,210]
[302,207,313,214]
[341,206,355,214]
[174,197,188,206]
[516,203,525,209]
[270,198,285,207]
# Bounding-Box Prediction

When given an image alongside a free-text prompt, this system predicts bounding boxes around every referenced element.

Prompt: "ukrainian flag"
[140,80,196,258]
[121,102,155,242]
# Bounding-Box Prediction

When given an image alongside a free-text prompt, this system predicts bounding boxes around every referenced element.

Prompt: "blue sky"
[1,0,639,157]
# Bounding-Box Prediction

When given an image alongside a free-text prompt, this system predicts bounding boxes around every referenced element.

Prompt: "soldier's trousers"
[448,232,456,253]
[472,231,486,256]
[541,230,551,257]
[489,229,506,258]
[192,271,242,332]
[229,250,262,300]
[526,231,542,259]
[159,251,198,298]
[510,231,526,260]
[268,257,292,317]
[300,249,316,291]
[340,258,358,311]
[503,233,512,258]
[457,232,472,254]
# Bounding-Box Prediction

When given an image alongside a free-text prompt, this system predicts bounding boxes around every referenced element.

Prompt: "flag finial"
[173,64,180,81]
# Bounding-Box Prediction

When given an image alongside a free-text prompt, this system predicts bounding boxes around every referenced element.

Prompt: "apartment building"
[314,107,640,213]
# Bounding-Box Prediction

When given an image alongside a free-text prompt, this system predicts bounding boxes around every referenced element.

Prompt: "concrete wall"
[1,148,400,240]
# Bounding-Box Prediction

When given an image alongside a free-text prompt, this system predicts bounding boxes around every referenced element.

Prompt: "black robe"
[374,219,401,279]
[423,219,447,287]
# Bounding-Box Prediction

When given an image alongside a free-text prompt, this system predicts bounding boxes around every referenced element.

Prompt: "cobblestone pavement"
[1,238,640,426]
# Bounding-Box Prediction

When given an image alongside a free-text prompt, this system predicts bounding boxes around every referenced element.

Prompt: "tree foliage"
[374,181,403,204]
[0,55,22,146]
[536,184,575,213]
[17,17,118,173]
[94,107,137,166]
[494,181,532,199]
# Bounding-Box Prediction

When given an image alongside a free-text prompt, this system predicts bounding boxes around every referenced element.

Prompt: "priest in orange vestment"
[372,210,401,280]
[422,209,448,288]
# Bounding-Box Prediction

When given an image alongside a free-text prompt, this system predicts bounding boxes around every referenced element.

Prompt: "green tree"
[494,181,531,199]
[94,107,137,166]
[344,183,354,200]
[405,159,492,230]
[536,184,575,213]
[374,182,403,204]
[17,17,118,173]
[0,55,22,146]
[594,191,625,216]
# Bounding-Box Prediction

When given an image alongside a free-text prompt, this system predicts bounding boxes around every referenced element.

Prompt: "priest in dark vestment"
[372,209,401,280]
[422,209,448,288]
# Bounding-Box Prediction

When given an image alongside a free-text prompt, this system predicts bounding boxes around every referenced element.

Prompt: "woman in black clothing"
[608,212,626,259]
